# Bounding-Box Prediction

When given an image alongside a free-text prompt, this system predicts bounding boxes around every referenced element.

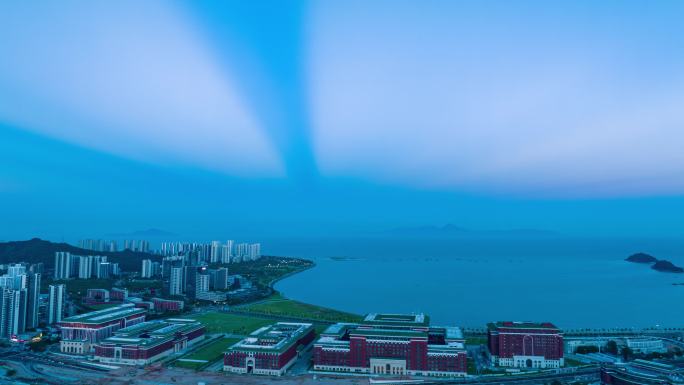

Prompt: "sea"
[268,236,684,329]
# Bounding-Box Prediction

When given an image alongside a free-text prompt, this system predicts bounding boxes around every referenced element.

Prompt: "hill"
[625,252,658,264]
[0,238,162,272]
[652,260,684,274]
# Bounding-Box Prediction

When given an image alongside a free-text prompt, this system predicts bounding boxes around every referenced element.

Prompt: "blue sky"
[1,1,684,240]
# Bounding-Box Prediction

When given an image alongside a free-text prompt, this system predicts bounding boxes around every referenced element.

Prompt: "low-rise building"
[196,290,228,303]
[601,359,684,385]
[94,319,205,365]
[224,322,315,376]
[625,337,667,354]
[58,304,146,354]
[313,313,467,377]
[151,298,184,312]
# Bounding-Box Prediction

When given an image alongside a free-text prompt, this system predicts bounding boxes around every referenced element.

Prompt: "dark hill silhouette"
[0,238,161,272]
[625,252,658,263]
[652,260,684,273]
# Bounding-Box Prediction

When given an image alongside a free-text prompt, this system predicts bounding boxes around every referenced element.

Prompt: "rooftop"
[99,319,204,348]
[362,313,429,328]
[488,321,560,331]
[61,304,146,325]
[315,314,465,355]
[351,328,427,339]
[229,322,313,354]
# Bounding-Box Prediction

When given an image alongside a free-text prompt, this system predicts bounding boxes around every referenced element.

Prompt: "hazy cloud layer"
[309,1,684,196]
[2,1,684,197]
[0,1,282,177]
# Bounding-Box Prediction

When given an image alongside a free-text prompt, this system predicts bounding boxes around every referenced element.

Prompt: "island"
[652,260,684,273]
[626,252,684,274]
[625,252,659,263]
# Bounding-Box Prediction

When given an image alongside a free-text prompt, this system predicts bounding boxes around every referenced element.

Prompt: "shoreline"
[269,256,684,331]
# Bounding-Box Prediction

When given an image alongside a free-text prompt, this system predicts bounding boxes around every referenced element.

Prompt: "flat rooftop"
[362,313,429,328]
[229,322,313,354]
[488,321,560,331]
[61,304,146,325]
[99,320,203,348]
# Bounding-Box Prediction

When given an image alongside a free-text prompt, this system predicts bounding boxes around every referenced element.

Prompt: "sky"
[1,0,684,241]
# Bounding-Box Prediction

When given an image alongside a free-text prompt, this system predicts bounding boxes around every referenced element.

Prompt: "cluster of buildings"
[83,288,128,305]
[156,253,254,302]
[222,314,570,379]
[54,252,120,280]
[566,336,668,355]
[601,359,684,385]
[165,262,232,302]
[157,240,261,264]
[94,318,204,365]
[0,263,41,338]
[58,303,146,354]
[79,239,150,253]
[56,303,205,363]
[312,313,468,377]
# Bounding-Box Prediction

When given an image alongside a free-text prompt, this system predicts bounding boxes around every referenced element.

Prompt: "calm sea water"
[269,237,684,328]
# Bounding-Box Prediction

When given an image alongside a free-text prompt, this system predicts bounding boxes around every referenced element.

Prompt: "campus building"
[94,319,205,365]
[224,322,315,376]
[313,313,467,377]
[487,321,564,369]
[58,303,146,354]
[151,298,184,312]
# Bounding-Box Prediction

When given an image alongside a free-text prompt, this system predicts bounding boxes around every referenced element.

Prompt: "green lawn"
[239,294,362,323]
[565,358,587,367]
[465,336,488,346]
[175,337,241,370]
[191,312,273,334]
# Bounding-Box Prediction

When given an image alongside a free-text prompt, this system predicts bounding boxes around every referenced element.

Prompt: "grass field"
[465,336,488,345]
[191,312,273,334]
[239,294,362,323]
[174,337,241,370]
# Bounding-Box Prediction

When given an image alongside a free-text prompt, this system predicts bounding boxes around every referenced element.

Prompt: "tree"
[621,347,633,361]
[576,345,599,354]
[605,340,618,355]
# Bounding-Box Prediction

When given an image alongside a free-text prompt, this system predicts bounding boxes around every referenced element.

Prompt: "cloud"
[0,1,282,177]
[308,1,684,197]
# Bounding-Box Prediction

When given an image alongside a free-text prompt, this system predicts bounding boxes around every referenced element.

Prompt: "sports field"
[174,337,241,370]
[239,294,362,323]
[190,312,272,334]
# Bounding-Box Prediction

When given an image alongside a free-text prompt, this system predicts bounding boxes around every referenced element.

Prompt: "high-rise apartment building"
[25,273,40,329]
[0,288,28,338]
[78,255,93,279]
[54,252,72,280]
[141,259,153,278]
[169,267,183,296]
[48,284,65,324]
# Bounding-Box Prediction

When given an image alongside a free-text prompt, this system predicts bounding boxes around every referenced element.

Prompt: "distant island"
[625,252,658,264]
[384,223,558,238]
[652,260,684,273]
[626,252,683,274]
